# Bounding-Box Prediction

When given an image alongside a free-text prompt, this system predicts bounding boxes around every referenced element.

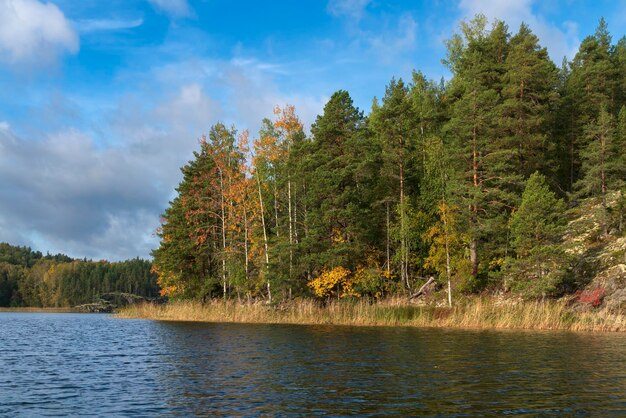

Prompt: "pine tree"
[576,106,621,234]
[304,90,369,276]
[563,18,619,189]
[511,172,566,256]
[370,78,419,289]
[443,16,513,281]
[152,145,220,298]
[613,36,626,110]
[508,172,568,297]
[499,23,559,180]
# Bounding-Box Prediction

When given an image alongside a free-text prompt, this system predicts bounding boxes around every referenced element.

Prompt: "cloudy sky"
[0,0,624,261]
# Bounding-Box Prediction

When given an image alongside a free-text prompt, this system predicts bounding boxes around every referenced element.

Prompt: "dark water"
[0,313,625,416]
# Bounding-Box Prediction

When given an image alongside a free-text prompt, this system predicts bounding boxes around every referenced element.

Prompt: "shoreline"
[0,307,78,313]
[116,298,625,333]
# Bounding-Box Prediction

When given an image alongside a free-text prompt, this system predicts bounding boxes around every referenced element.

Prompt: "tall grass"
[116,297,625,332]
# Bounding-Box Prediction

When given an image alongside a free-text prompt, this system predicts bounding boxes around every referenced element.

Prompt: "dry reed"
[116,297,625,332]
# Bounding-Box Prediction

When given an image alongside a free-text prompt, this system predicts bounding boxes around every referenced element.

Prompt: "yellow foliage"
[159,285,177,297]
[352,260,393,299]
[331,228,346,244]
[424,202,463,278]
[307,266,359,299]
[489,258,505,270]
[153,265,181,297]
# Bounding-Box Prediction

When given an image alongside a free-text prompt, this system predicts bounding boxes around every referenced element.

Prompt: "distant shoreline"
[116,298,626,333]
[0,307,79,313]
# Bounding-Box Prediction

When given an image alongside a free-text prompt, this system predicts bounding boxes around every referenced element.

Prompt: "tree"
[370,78,419,289]
[424,203,466,306]
[152,145,220,299]
[575,106,622,235]
[507,172,569,297]
[304,90,371,278]
[511,172,566,256]
[273,105,305,292]
[498,23,559,179]
[444,16,514,282]
[562,18,619,190]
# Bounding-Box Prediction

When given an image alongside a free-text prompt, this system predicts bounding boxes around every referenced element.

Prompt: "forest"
[151,16,626,306]
[0,243,159,307]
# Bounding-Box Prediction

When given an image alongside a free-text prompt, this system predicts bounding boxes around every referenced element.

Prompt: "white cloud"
[367,14,418,64]
[0,79,226,260]
[154,83,221,132]
[0,120,174,260]
[148,0,192,19]
[0,51,327,260]
[458,0,580,60]
[145,56,326,135]
[0,0,78,65]
[75,18,143,33]
[327,0,371,22]
[327,1,418,67]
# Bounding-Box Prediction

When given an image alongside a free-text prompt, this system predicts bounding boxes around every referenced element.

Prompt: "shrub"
[576,287,605,307]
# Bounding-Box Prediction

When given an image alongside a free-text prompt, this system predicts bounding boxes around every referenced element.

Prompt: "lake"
[0,313,624,416]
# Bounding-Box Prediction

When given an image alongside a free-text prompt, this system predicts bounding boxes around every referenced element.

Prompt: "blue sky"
[0,0,624,260]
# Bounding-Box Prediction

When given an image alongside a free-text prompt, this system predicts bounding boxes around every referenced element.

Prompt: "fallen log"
[408,277,436,300]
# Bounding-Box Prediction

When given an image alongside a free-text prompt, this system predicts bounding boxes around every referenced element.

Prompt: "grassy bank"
[116,297,625,332]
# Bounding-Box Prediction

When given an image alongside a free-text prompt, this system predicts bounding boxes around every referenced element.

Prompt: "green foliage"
[303,90,374,274]
[507,173,570,297]
[499,23,559,179]
[505,247,574,298]
[575,106,618,199]
[511,172,566,256]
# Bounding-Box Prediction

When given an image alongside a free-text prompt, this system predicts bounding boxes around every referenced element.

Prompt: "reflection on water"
[0,313,625,416]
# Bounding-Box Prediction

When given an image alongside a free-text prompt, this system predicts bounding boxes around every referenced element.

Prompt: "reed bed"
[116,297,625,332]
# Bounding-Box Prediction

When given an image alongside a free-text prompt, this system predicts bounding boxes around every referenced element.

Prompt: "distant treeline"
[0,243,159,307]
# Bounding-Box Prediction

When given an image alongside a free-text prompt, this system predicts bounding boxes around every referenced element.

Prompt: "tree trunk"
[471,113,479,276]
[294,181,299,244]
[242,189,249,287]
[274,183,280,237]
[287,176,294,282]
[400,160,409,290]
[600,131,608,236]
[408,277,435,300]
[256,175,271,302]
[218,168,227,299]
[443,207,453,308]
[386,201,390,275]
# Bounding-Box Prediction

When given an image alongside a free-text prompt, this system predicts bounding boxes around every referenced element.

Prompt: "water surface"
[0,312,625,416]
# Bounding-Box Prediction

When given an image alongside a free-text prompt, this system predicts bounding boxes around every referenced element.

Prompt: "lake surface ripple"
[0,312,625,416]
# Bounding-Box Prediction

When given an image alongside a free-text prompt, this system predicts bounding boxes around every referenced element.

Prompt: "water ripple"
[0,313,625,416]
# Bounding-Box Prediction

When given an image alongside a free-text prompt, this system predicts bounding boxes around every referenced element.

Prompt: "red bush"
[576,287,605,307]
